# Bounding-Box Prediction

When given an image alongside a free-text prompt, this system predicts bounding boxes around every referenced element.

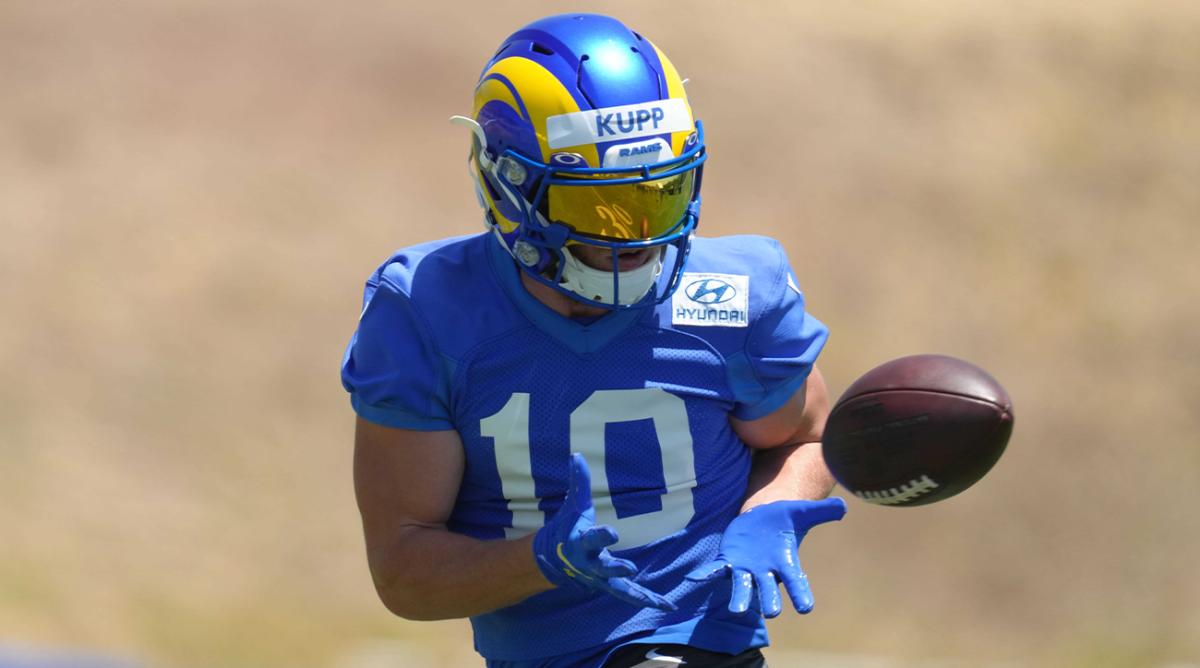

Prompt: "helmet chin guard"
[558,246,665,307]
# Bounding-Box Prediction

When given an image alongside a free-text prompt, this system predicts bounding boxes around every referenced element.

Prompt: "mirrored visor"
[546,169,695,241]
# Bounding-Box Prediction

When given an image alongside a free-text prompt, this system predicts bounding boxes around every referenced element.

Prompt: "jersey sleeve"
[727,243,829,421]
[340,272,454,431]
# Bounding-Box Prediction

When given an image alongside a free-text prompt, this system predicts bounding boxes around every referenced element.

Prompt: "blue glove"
[686,497,846,617]
[532,453,676,612]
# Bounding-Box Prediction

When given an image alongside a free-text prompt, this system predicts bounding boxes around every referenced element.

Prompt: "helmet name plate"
[546,99,692,149]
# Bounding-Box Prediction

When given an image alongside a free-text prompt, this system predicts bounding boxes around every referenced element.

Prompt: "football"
[821,355,1014,507]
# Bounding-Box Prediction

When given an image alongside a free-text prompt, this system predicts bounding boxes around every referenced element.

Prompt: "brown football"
[822,355,1013,507]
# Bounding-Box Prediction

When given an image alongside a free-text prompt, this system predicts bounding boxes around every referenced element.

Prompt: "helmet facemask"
[457,114,706,309]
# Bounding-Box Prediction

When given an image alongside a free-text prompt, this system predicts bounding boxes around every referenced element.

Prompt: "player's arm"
[355,419,674,619]
[354,417,553,620]
[730,365,836,509]
[688,366,845,617]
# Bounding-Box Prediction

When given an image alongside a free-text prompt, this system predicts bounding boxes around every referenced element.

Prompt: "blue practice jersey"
[341,232,828,666]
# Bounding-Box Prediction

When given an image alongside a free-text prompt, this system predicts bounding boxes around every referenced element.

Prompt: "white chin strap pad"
[559,246,664,306]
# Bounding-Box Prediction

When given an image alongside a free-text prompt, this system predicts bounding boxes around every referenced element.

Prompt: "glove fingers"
[684,560,729,582]
[595,554,638,579]
[727,568,755,614]
[567,453,594,515]
[578,525,620,552]
[755,571,783,618]
[780,567,815,614]
[605,577,678,612]
[793,497,848,528]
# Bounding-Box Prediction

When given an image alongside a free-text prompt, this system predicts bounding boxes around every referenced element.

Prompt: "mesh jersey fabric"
[341,232,828,664]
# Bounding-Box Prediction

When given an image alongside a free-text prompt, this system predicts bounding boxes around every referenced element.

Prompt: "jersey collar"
[486,234,657,356]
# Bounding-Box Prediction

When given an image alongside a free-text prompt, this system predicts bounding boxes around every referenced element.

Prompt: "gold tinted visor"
[547,169,695,241]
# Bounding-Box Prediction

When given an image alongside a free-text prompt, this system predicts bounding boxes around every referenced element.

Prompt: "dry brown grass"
[2,1,1198,666]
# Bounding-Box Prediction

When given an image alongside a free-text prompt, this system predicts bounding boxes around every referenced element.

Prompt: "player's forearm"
[741,440,836,511]
[368,527,553,621]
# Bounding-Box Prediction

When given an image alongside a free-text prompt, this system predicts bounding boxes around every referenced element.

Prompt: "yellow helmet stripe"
[476,57,601,166]
[650,42,694,158]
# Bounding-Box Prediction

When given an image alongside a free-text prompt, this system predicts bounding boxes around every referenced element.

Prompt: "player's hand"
[532,453,677,612]
[686,498,846,617]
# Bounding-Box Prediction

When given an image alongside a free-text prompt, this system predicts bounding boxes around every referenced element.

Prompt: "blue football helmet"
[453,13,707,308]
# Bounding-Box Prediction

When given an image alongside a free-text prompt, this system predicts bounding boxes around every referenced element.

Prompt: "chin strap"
[558,246,664,306]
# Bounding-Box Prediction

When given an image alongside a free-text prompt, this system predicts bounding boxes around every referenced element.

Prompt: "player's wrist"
[741,496,819,514]
[531,524,571,587]
[739,490,804,514]
[515,534,558,593]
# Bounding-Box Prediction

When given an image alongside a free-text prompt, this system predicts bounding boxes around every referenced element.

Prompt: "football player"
[343,13,846,668]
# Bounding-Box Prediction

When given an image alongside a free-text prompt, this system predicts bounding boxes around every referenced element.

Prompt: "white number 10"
[480,387,697,549]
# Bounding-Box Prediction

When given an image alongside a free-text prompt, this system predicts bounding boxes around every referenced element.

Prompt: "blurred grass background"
[1,0,1198,666]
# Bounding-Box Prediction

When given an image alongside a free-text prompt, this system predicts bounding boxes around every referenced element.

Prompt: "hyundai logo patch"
[672,273,749,328]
